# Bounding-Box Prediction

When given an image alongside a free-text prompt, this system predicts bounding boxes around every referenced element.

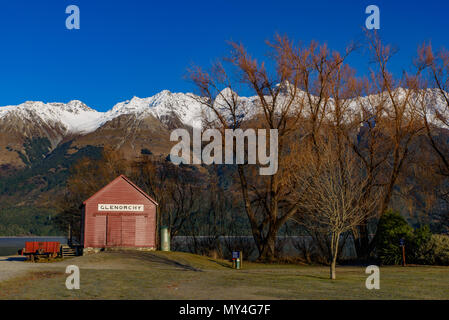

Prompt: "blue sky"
[0,0,448,111]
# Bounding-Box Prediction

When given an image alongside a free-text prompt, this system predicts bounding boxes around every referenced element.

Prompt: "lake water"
[0,237,67,256]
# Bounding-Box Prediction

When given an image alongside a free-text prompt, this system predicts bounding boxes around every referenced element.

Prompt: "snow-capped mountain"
[0,100,103,138]
[0,90,204,137]
[0,90,207,167]
[1,88,448,169]
[106,90,204,129]
[3,87,445,140]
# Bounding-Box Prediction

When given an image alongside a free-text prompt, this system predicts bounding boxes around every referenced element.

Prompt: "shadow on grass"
[300,274,331,280]
[121,251,203,272]
[207,259,233,269]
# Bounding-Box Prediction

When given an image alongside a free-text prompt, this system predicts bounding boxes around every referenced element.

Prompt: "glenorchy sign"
[97,204,144,212]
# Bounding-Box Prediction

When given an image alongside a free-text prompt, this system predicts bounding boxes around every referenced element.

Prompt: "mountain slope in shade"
[70,113,175,161]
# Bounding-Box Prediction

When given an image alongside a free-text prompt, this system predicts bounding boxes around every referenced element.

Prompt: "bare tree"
[344,33,426,259]
[289,139,377,279]
[164,179,200,239]
[414,43,449,230]
[131,156,202,244]
[188,35,355,261]
[55,146,130,242]
[183,176,232,258]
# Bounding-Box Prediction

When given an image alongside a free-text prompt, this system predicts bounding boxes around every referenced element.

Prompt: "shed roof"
[83,175,158,206]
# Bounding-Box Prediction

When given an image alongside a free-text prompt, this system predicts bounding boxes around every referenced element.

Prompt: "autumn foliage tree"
[415,43,449,230]
[341,33,427,259]
[188,36,346,261]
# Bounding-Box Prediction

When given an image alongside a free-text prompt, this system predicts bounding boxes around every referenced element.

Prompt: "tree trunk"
[330,232,340,280]
[353,222,370,261]
[68,222,72,247]
[330,256,337,280]
[258,234,276,262]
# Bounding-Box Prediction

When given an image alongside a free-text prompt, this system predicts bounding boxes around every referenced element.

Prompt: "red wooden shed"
[81,175,158,254]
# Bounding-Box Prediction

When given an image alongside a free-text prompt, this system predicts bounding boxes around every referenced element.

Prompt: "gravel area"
[0,255,68,282]
[0,252,146,283]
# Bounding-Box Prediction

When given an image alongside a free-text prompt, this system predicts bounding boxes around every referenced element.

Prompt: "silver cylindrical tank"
[161,226,170,251]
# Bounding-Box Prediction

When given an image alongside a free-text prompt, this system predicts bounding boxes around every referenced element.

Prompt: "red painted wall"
[82,176,157,249]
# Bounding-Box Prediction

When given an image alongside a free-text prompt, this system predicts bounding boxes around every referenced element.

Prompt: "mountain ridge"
[0,90,204,134]
[1,87,448,169]
[0,90,205,168]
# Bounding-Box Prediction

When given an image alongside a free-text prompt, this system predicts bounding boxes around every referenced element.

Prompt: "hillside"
[0,88,448,235]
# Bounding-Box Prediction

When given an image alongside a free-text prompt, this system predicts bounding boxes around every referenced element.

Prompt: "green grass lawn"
[0,250,448,299]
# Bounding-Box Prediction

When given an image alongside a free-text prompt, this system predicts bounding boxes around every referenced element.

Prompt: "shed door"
[135,215,148,246]
[121,216,136,246]
[107,216,122,246]
[94,215,106,246]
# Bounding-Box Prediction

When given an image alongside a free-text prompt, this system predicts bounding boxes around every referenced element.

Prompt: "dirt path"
[0,255,86,282]
[0,256,48,282]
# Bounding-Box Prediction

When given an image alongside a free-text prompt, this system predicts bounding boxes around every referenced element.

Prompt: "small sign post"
[399,238,406,267]
[232,251,243,269]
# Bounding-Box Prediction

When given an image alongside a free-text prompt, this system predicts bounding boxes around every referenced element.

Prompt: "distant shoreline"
[0,236,66,239]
